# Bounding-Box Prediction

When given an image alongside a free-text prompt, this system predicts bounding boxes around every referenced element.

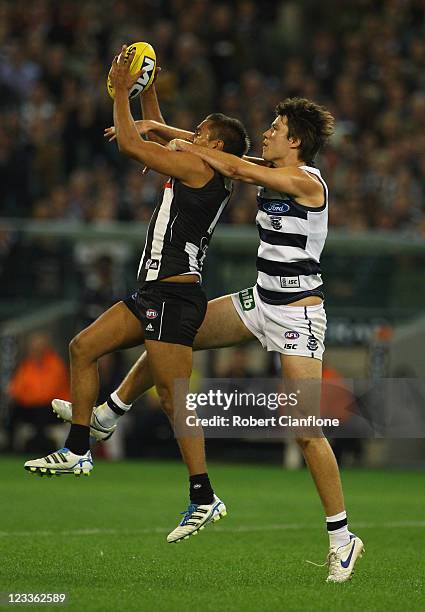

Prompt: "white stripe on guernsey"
[257,271,323,293]
[145,180,174,281]
[257,242,308,263]
[158,301,165,340]
[169,212,178,243]
[207,190,232,235]
[184,242,199,272]
[257,235,326,264]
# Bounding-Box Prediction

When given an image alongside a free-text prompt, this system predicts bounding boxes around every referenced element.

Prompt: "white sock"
[95,391,132,429]
[326,510,351,548]
[110,391,132,412]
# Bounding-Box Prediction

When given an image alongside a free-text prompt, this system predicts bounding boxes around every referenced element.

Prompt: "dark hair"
[276,98,335,163]
[206,113,250,157]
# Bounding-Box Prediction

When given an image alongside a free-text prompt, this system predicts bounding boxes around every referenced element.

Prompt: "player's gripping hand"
[109,45,142,92]
[104,66,162,142]
[167,138,192,152]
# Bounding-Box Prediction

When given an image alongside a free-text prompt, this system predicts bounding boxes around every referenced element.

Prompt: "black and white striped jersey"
[255,165,328,305]
[138,172,232,283]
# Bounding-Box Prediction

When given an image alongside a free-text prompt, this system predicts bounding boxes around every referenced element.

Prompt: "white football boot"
[326,534,365,583]
[167,495,227,543]
[52,399,116,442]
[24,448,93,477]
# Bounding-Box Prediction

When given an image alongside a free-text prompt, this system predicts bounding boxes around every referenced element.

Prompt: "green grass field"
[0,458,424,611]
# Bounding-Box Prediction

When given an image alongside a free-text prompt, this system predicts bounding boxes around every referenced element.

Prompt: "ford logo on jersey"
[260,200,290,215]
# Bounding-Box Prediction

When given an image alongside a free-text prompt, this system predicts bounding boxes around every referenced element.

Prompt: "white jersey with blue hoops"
[255,165,328,305]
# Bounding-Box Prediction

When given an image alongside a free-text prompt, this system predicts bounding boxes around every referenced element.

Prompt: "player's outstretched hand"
[104,126,117,141]
[104,119,164,143]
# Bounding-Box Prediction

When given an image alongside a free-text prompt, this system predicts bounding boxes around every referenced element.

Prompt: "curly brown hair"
[276,98,335,163]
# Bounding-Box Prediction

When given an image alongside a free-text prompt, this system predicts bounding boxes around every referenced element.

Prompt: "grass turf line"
[0,458,424,611]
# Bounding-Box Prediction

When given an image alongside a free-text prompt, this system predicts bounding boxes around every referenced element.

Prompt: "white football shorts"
[231,285,326,360]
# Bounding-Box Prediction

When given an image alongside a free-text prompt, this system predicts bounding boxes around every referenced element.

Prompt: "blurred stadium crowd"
[0,0,424,231]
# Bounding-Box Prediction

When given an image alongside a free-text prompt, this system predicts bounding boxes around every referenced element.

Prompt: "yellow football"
[107,42,156,100]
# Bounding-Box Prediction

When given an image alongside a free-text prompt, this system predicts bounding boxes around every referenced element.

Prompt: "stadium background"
[0,2,424,609]
[1,0,424,464]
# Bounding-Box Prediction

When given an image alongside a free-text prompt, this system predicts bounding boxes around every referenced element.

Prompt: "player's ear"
[288,136,301,150]
[212,139,225,151]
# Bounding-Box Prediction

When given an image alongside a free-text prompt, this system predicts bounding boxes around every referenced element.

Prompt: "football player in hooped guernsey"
[25,46,250,540]
[168,100,365,581]
[47,90,364,579]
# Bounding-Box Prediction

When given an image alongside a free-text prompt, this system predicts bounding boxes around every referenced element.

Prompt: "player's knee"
[69,332,92,362]
[295,436,321,451]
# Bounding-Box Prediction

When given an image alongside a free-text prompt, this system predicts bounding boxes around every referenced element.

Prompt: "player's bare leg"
[51,295,254,437]
[281,354,364,581]
[144,339,206,475]
[117,295,254,404]
[281,355,345,516]
[25,302,144,476]
[145,335,226,544]
[69,302,145,427]
[137,296,253,543]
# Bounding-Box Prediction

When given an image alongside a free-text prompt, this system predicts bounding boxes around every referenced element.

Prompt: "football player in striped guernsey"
[25,47,250,542]
[49,93,364,579]
[169,100,365,580]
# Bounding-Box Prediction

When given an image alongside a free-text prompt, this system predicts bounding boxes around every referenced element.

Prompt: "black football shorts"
[124,281,207,347]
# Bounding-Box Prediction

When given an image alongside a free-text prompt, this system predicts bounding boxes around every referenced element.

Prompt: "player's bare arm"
[170,139,323,205]
[110,46,212,187]
[104,119,194,144]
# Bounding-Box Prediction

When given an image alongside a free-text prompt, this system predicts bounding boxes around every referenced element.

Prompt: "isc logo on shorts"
[146,309,158,319]
[239,288,255,311]
[280,276,300,288]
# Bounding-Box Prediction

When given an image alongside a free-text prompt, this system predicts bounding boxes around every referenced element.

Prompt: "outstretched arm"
[104,119,194,143]
[243,155,270,166]
[170,140,321,199]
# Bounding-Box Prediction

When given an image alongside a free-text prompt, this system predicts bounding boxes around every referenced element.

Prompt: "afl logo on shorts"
[307,336,318,351]
[146,309,158,319]
[285,331,300,340]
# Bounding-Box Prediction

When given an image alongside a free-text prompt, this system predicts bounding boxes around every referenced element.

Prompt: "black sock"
[65,424,90,455]
[107,396,126,416]
[189,473,214,505]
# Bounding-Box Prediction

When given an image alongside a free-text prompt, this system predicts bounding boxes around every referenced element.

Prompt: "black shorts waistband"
[256,283,325,305]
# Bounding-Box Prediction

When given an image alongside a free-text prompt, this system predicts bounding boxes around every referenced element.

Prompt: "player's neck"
[272,152,305,168]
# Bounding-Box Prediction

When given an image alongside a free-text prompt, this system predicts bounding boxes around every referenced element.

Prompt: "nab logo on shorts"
[285,331,300,340]
[239,288,255,311]
[307,336,318,351]
[145,259,159,270]
[146,309,158,319]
